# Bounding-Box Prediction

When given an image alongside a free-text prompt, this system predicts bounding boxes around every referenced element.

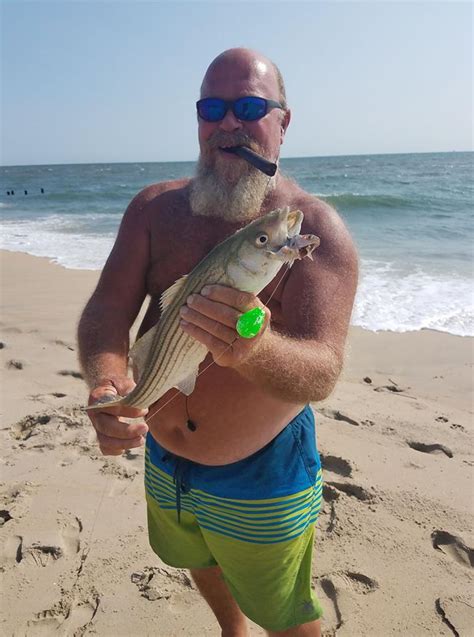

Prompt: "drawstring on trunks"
[163,453,192,523]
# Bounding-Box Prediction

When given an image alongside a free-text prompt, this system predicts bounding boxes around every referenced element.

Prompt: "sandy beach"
[0,249,472,636]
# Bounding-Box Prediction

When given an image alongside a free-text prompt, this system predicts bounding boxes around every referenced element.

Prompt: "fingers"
[87,383,148,456]
[180,320,234,358]
[89,412,148,456]
[93,412,148,440]
[184,294,239,328]
[200,285,259,312]
[92,403,148,419]
[180,305,237,343]
[179,285,273,368]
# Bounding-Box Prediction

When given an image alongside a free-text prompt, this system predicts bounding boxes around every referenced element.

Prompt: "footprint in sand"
[407,440,453,458]
[374,384,405,393]
[25,593,100,635]
[52,339,75,351]
[325,481,374,503]
[131,566,194,601]
[11,413,51,441]
[58,370,83,379]
[23,544,63,567]
[436,595,474,637]
[6,359,24,370]
[29,392,67,401]
[2,515,82,568]
[313,571,378,634]
[322,485,340,533]
[431,530,474,568]
[320,454,353,478]
[317,408,360,427]
[58,515,83,556]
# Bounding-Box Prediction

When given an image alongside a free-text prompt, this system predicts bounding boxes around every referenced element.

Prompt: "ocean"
[1,152,472,336]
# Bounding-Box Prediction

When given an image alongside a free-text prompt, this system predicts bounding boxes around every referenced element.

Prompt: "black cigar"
[222,146,277,177]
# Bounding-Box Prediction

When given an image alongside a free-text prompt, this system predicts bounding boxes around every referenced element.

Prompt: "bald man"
[78,48,358,636]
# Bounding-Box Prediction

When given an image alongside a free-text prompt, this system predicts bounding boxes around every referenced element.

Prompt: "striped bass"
[87,207,319,411]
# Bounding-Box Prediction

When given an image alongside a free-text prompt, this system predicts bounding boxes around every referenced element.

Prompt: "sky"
[1,0,472,166]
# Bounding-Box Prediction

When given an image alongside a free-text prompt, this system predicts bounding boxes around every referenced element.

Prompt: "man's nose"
[218,108,243,132]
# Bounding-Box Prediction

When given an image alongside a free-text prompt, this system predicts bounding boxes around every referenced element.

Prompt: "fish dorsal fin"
[129,326,156,381]
[160,274,188,313]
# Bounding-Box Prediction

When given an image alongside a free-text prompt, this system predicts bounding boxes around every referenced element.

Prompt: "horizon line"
[1,149,472,169]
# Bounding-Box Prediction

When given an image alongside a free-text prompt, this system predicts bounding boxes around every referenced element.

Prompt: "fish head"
[240,206,320,263]
[227,207,320,292]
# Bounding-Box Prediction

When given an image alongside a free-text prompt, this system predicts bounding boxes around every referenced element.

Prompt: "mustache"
[206,130,260,152]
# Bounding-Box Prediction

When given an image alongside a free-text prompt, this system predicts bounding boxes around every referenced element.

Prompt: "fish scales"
[127,258,227,406]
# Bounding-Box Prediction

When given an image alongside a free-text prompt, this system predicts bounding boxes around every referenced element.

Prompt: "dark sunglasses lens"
[234,97,267,121]
[198,98,226,122]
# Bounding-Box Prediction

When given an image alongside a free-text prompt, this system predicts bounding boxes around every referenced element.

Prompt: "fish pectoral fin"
[129,326,156,380]
[175,369,199,396]
[160,274,189,312]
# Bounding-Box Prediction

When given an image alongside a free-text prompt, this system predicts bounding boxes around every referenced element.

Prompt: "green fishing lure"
[236,307,266,339]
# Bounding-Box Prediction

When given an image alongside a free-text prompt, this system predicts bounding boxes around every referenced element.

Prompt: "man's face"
[197,58,287,182]
[189,54,289,221]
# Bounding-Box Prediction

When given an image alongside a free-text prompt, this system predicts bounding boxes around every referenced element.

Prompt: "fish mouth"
[267,234,320,262]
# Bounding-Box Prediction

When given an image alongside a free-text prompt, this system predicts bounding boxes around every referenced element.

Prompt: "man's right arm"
[77,186,157,455]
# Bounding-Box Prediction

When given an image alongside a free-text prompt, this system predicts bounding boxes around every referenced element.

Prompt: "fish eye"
[255,233,268,246]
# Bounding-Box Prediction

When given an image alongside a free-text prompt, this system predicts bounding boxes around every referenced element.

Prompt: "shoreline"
[1,248,471,339]
[1,248,472,635]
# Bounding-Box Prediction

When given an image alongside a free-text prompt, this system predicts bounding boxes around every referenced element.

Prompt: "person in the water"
[78,48,358,636]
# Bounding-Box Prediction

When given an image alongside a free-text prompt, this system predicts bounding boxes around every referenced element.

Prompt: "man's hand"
[179,284,271,368]
[87,378,148,456]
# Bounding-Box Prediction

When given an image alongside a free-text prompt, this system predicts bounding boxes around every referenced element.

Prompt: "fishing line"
[69,473,111,593]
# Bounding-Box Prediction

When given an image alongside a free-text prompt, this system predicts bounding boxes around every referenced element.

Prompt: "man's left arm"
[179,204,359,403]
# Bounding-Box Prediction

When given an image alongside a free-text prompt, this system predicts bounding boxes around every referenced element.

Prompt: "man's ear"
[280,109,291,144]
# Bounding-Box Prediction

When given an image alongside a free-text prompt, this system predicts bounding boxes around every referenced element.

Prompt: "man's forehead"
[201,53,278,97]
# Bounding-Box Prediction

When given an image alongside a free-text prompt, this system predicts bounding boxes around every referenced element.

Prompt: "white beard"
[189,151,275,222]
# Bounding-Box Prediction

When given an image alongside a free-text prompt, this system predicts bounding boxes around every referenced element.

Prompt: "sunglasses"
[196,96,284,122]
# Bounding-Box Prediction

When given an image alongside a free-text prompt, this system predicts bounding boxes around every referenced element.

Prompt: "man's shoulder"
[287,186,358,264]
[126,179,190,217]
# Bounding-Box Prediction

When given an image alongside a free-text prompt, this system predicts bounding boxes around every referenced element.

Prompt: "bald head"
[201,48,287,109]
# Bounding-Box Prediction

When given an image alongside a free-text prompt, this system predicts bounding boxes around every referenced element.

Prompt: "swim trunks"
[144,405,324,632]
